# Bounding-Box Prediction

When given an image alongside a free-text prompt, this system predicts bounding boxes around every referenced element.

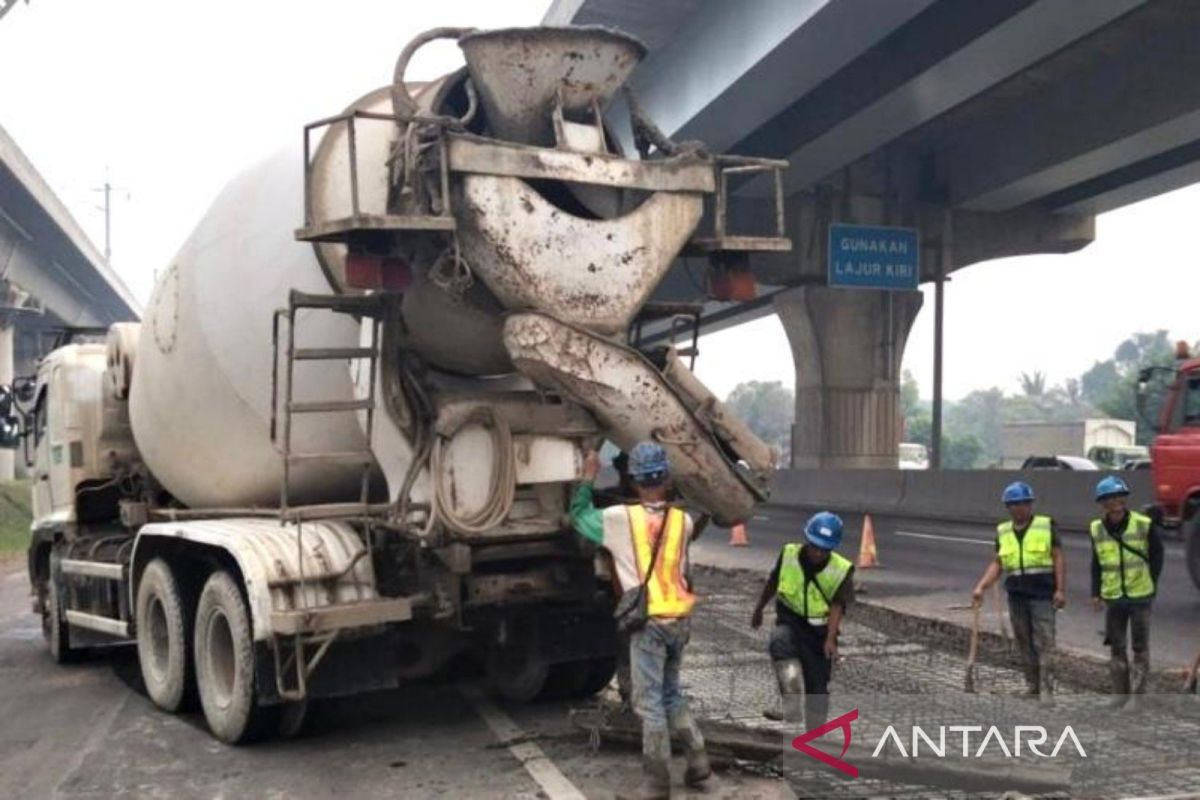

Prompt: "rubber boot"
[1038,658,1056,706]
[619,727,671,800]
[1126,651,1150,711]
[669,708,712,788]
[1108,655,1130,708]
[766,659,804,722]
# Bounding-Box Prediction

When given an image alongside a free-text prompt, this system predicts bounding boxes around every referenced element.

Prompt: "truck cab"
[1141,354,1200,589]
[27,343,111,529]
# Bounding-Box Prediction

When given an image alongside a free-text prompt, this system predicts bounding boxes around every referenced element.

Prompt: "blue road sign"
[827,224,919,290]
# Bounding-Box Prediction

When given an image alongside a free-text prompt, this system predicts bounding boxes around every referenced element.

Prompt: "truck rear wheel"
[44,572,76,664]
[194,570,266,744]
[136,559,190,712]
[486,643,549,703]
[1186,515,1200,591]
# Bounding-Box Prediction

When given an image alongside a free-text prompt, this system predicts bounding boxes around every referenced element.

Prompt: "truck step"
[60,559,124,580]
[286,451,374,466]
[64,610,130,638]
[270,596,414,635]
[292,347,376,361]
[287,399,374,414]
[287,291,385,314]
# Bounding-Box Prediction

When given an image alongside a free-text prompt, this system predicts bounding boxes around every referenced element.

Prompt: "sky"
[2,0,1198,403]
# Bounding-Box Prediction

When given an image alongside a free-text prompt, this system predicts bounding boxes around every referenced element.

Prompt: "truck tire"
[44,572,76,664]
[136,559,191,712]
[1186,515,1200,591]
[194,570,266,744]
[542,656,617,700]
[577,656,618,698]
[486,643,549,703]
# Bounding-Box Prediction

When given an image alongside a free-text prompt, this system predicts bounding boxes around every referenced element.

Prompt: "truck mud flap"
[503,312,770,525]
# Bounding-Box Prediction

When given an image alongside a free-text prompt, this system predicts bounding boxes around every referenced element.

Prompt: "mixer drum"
[130,147,375,509]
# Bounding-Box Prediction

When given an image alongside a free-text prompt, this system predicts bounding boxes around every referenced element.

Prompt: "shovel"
[964,601,981,694]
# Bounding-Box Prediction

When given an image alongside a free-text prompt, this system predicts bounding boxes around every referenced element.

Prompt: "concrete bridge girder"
[706,191,1095,287]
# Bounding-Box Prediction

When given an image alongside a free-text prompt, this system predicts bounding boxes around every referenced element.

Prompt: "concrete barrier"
[768,468,1154,533]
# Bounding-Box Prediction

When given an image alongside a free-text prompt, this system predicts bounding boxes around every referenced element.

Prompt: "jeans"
[630,618,690,730]
[1007,594,1056,692]
[768,621,832,727]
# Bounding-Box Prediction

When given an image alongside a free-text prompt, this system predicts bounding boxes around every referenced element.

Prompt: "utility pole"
[93,176,124,264]
[931,210,951,470]
[102,181,111,262]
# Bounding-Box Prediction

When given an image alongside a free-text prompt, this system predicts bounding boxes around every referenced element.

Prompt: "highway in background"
[693,506,1200,670]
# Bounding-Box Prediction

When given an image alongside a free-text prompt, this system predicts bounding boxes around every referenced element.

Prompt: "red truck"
[1140,351,1200,590]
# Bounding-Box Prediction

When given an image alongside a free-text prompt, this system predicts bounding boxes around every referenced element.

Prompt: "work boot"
[669,708,712,788]
[1022,664,1040,696]
[766,659,804,722]
[619,727,671,800]
[1108,656,1130,708]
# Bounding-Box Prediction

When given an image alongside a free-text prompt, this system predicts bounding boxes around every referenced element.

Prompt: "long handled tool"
[964,601,981,694]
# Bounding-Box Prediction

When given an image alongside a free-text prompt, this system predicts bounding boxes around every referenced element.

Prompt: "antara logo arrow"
[791,708,859,778]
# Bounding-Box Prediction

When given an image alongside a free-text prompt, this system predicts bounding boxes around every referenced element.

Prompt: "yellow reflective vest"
[996,515,1054,576]
[776,544,852,626]
[1089,511,1155,601]
[628,505,695,618]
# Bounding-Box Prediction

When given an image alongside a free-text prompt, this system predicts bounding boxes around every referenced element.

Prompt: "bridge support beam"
[775,286,923,469]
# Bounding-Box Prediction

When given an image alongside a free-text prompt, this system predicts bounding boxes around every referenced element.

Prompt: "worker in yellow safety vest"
[1089,476,1164,709]
[571,441,710,800]
[751,511,854,727]
[972,481,1066,701]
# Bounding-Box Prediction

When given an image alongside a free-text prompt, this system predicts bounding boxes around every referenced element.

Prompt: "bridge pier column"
[0,323,12,481]
[774,286,922,469]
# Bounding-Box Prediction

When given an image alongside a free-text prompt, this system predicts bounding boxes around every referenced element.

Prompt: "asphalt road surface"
[0,560,783,800]
[693,506,1200,670]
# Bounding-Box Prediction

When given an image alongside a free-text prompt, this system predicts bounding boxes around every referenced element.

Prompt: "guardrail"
[767,468,1155,533]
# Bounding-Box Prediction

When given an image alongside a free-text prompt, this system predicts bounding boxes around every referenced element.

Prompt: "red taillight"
[345,253,412,292]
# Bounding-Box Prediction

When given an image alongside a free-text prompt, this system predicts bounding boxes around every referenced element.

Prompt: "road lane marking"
[460,684,587,800]
[895,530,993,546]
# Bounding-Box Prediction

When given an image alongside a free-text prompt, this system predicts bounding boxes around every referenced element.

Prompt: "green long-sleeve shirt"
[569,482,605,544]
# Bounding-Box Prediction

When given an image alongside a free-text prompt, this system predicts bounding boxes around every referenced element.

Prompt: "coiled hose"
[431,407,515,535]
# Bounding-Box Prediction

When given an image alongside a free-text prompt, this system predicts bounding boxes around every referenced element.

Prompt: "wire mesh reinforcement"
[674,566,1200,799]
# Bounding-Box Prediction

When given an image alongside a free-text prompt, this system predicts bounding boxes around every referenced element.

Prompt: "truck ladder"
[270,290,384,522]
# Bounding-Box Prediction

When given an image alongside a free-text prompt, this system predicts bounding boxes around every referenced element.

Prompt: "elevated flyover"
[546,0,1200,467]
[0,123,140,476]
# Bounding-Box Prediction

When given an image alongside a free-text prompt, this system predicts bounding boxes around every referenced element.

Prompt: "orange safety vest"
[628,504,695,619]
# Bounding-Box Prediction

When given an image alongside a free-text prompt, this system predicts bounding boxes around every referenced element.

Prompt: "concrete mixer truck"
[14,26,784,743]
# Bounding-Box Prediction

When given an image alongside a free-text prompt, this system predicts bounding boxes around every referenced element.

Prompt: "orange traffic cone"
[729,522,749,547]
[857,515,879,568]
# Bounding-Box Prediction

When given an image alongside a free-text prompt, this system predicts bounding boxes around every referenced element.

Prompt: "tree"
[1062,378,1082,407]
[943,433,984,469]
[725,380,794,461]
[1081,360,1121,407]
[1088,331,1176,443]
[900,370,921,419]
[1019,371,1046,397]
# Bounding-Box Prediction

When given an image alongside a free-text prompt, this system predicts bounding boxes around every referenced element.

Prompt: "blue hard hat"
[628,441,669,485]
[1001,481,1035,505]
[803,511,844,550]
[1095,475,1130,501]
